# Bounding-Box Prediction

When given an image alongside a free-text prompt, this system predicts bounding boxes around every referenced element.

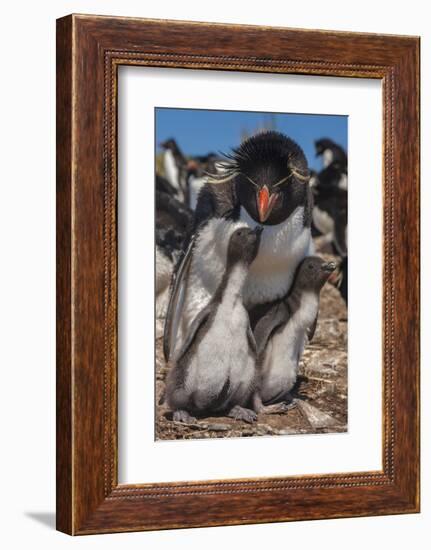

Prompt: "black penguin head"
[159,138,186,164]
[315,138,347,172]
[185,158,202,177]
[202,153,219,175]
[159,138,179,152]
[315,138,336,158]
[227,226,263,267]
[214,131,310,226]
[295,256,336,292]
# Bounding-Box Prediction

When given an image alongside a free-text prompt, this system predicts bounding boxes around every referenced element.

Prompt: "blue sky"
[155,108,347,172]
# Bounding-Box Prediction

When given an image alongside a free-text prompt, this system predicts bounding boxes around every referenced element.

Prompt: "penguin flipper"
[307,312,318,343]
[174,304,213,364]
[254,303,288,357]
[163,237,195,362]
[247,324,257,353]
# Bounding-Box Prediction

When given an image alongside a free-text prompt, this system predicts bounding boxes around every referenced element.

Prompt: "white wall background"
[0,1,427,548]
[119,69,383,484]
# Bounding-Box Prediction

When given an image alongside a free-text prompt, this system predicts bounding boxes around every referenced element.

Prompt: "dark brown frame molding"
[56,14,420,534]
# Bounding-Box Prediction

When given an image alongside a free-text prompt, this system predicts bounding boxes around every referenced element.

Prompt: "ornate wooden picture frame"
[56,14,420,535]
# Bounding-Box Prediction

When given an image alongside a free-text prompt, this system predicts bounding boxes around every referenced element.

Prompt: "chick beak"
[257,185,279,223]
[253,226,264,237]
[322,262,337,273]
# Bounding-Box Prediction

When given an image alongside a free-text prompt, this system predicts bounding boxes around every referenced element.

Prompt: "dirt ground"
[155,248,347,440]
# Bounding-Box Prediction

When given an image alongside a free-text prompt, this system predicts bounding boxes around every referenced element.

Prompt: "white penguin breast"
[180,218,248,339]
[323,149,334,167]
[189,217,247,298]
[163,150,182,198]
[339,173,348,190]
[189,175,207,210]
[296,292,319,327]
[239,206,313,306]
[268,292,318,365]
[261,292,319,401]
[179,208,312,351]
[186,269,255,407]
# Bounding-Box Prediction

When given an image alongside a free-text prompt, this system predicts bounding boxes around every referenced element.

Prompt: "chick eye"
[308,264,314,270]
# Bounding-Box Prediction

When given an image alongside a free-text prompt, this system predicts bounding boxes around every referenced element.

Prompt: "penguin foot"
[173,410,197,424]
[228,405,257,424]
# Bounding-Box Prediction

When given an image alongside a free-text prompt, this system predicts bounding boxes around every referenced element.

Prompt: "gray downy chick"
[252,256,336,411]
[166,226,263,424]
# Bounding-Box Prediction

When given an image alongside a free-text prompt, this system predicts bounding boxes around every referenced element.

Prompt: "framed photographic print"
[56,14,420,535]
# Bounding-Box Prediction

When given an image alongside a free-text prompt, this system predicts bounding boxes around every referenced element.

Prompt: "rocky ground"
[155,248,347,441]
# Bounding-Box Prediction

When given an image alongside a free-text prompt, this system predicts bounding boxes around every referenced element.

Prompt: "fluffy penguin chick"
[166,227,263,424]
[253,256,336,410]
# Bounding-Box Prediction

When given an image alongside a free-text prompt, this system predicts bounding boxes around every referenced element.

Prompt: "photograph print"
[155,108,348,441]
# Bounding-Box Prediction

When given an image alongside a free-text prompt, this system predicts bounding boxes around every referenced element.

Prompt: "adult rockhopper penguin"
[164,130,314,361]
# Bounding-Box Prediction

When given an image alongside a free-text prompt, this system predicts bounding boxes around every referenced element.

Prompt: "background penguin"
[156,226,186,316]
[155,189,193,236]
[165,226,262,423]
[164,130,314,361]
[159,141,221,210]
[312,176,347,256]
[159,138,189,203]
[315,137,348,173]
[155,173,178,197]
[312,140,348,257]
[253,256,335,410]
[185,154,220,210]
[315,160,348,191]
[155,191,193,334]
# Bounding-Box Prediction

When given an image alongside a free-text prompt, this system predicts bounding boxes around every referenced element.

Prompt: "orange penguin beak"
[257,185,279,223]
